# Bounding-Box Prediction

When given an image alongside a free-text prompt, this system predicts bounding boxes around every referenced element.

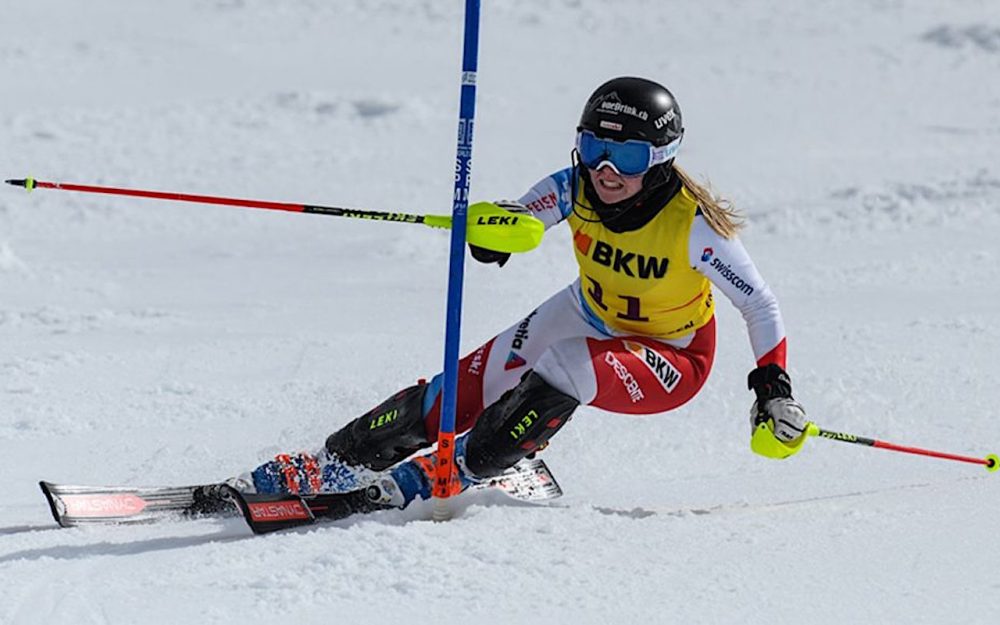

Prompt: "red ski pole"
[6,176,428,221]
[806,423,998,471]
[4,177,544,253]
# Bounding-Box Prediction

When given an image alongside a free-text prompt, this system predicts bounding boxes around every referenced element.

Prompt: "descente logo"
[604,352,644,403]
[709,257,754,297]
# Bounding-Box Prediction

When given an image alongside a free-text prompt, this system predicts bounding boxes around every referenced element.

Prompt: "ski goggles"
[575,130,680,177]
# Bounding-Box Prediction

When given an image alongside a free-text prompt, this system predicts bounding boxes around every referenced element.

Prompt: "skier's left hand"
[747,364,809,459]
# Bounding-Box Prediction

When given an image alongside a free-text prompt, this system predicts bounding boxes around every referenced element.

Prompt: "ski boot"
[248,448,378,496]
[371,371,578,507]
[378,434,483,507]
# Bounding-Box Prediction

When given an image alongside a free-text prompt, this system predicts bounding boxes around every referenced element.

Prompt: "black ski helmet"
[578,77,683,148]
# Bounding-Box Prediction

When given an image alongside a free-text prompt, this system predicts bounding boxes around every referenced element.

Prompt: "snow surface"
[2,1,999,623]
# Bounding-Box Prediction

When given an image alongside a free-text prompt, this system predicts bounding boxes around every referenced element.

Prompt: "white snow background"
[1,1,999,623]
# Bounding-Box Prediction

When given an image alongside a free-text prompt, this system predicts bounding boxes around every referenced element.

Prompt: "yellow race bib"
[568,184,714,338]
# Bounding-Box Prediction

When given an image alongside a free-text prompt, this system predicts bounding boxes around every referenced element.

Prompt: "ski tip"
[38,481,70,528]
[986,454,999,473]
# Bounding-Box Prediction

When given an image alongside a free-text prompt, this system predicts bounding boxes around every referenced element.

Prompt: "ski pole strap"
[808,423,998,472]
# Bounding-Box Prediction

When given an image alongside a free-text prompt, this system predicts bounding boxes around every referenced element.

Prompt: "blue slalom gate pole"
[432,0,481,521]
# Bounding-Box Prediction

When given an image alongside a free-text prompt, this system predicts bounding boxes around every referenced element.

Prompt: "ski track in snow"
[2,1,1000,624]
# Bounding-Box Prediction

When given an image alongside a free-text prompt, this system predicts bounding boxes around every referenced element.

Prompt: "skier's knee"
[533,338,596,403]
[464,370,579,478]
[325,384,431,471]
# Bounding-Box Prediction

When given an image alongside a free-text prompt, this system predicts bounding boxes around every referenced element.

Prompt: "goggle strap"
[650,137,681,166]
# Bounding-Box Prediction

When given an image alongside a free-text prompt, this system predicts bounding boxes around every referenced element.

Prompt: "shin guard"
[325,384,431,471]
[465,371,578,478]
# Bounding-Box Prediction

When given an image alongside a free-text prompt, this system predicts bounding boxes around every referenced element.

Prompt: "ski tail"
[484,457,562,501]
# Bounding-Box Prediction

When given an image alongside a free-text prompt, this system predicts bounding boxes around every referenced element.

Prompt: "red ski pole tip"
[986,454,999,473]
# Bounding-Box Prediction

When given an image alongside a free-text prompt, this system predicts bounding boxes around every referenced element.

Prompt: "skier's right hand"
[468,201,530,267]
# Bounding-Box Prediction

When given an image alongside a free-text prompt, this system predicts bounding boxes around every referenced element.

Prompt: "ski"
[232,457,563,534]
[39,457,562,532]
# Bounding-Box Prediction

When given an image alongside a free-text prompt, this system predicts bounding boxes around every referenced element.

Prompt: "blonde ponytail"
[673,164,743,238]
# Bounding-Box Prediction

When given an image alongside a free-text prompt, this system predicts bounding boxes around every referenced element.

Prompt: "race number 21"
[585,276,649,322]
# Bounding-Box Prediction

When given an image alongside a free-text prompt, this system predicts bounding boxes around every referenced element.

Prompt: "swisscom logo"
[702,249,755,297]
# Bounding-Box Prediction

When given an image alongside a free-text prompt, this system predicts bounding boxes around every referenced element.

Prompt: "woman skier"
[239,76,808,509]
